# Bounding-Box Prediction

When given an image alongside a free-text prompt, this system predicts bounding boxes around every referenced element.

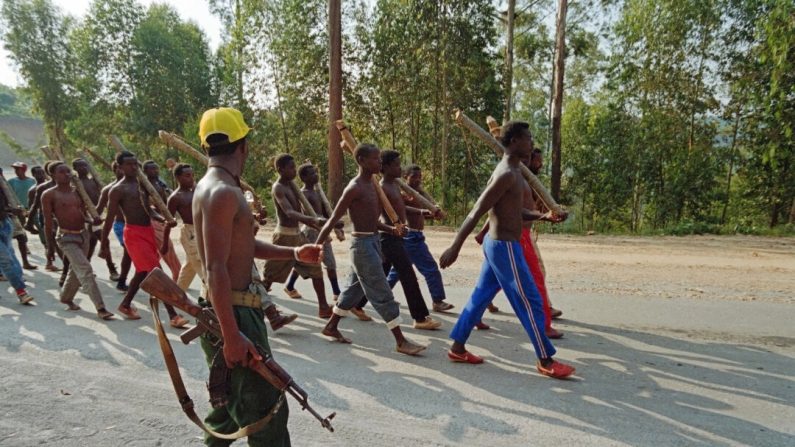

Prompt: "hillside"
[0,115,45,168]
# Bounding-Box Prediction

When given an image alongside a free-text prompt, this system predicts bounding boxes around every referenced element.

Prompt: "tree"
[549,0,567,201]
[1,0,74,151]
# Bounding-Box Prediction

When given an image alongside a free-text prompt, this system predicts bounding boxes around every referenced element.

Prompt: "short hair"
[499,121,531,147]
[354,143,379,163]
[142,160,157,169]
[206,134,245,157]
[71,158,86,168]
[46,161,64,175]
[111,161,119,170]
[173,163,192,177]
[53,163,70,173]
[297,162,314,180]
[31,165,43,173]
[380,150,401,171]
[403,164,420,176]
[116,151,136,165]
[273,153,294,170]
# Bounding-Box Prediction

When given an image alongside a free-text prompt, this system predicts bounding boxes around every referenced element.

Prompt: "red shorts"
[123,223,161,272]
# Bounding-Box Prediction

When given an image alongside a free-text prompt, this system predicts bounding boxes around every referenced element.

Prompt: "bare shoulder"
[202,182,242,212]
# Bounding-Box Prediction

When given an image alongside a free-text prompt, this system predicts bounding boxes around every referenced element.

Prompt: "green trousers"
[200,306,291,447]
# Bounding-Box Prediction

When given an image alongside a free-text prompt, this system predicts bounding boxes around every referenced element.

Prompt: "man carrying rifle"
[193,107,322,446]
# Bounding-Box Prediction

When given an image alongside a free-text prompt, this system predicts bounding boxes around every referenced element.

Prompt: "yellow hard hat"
[199,107,251,149]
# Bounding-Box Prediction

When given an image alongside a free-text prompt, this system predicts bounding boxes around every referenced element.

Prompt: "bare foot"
[318,307,333,319]
[97,309,115,320]
[23,264,38,270]
[64,302,81,311]
[396,339,426,356]
[45,263,61,272]
[322,327,352,344]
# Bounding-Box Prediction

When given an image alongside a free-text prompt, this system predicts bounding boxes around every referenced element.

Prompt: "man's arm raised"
[203,186,261,369]
[439,171,513,268]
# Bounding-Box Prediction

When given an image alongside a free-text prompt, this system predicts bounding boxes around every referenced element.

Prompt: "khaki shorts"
[261,230,322,283]
[302,227,336,270]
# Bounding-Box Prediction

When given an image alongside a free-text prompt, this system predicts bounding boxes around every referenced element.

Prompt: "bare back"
[194,169,255,291]
[379,179,408,226]
[168,189,195,224]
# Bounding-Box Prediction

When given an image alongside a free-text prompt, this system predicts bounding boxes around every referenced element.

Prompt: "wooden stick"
[157,130,266,219]
[39,145,56,160]
[109,135,176,225]
[486,116,502,138]
[83,147,115,172]
[454,110,567,217]
[334,120,401,225]
[78,151,105,189]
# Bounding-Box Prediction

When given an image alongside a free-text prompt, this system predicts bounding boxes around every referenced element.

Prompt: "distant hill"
[0,115,46,168]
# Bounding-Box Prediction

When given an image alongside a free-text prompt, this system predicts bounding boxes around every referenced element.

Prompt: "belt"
[351,231,377,237]
[229,290,262,308]
[59,228,85,235]
[274,225,300,236]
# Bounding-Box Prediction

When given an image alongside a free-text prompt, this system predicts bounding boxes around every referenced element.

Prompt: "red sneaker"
[536,360,576,379]
[448,350,484,364]
[545,327,564,339]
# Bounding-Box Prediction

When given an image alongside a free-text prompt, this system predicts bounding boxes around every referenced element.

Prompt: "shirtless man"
[261,154,331,318]
[372,150,440,330]
[25,165,48,248]
[73,158,119,280]
[41,164,114,320]
[0,178,34,304]
[143,160,181,283]
[284,162,343,301]
[314,143,426,355]
[27,162,69,279]
[440,121,575,379]
[97,162,132,291]
[386,164,455,312]
[99,151,188,327]
[193,107,322,446]
[474,151,563,338]
[162,163,203,292]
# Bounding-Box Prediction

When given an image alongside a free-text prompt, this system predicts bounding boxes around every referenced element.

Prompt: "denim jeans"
[0,217,26,291]
[335,234,401,329]
[386,230,446,301]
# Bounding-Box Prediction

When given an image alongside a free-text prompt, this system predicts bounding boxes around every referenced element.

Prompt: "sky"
[0,0,223,88]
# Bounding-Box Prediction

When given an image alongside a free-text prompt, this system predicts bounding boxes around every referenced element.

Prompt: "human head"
[530,148,543,175]
[499,121,533,157]
[297,163,317,186]
[31,166,46,183]
[354,143,381,175]
[199,107,250,163]
[72,158,89,177]
[116,151,138,178]
[52,163,72,186]
[142,160,159,179]
[380,149,402,178]
[173,163,194,189]
[403,164,422,188]
[273,153,295,181]
[11,161,27,177]
[46,161,64,176]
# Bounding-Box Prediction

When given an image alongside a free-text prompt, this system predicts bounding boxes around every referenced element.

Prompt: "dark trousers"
[379,233,430,322]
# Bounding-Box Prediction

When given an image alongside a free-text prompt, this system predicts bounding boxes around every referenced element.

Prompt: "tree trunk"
[550,0,568,201]
[721,107,741,225]
[439,1,449,208]
[502,0,515,124]
[789,196,795,224]
[327,0,344,202]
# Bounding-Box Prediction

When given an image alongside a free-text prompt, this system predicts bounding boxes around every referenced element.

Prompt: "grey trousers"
[57,230,105,310]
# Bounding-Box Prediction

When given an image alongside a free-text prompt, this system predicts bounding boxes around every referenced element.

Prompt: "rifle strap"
[149,297,285,440]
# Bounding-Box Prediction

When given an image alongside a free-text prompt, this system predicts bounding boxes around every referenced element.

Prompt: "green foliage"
[0,84,34,117]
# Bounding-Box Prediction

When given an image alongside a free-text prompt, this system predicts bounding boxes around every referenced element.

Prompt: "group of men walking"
[1,106,576,447]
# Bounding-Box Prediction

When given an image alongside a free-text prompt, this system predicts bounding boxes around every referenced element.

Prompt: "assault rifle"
[140,268,336,434]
